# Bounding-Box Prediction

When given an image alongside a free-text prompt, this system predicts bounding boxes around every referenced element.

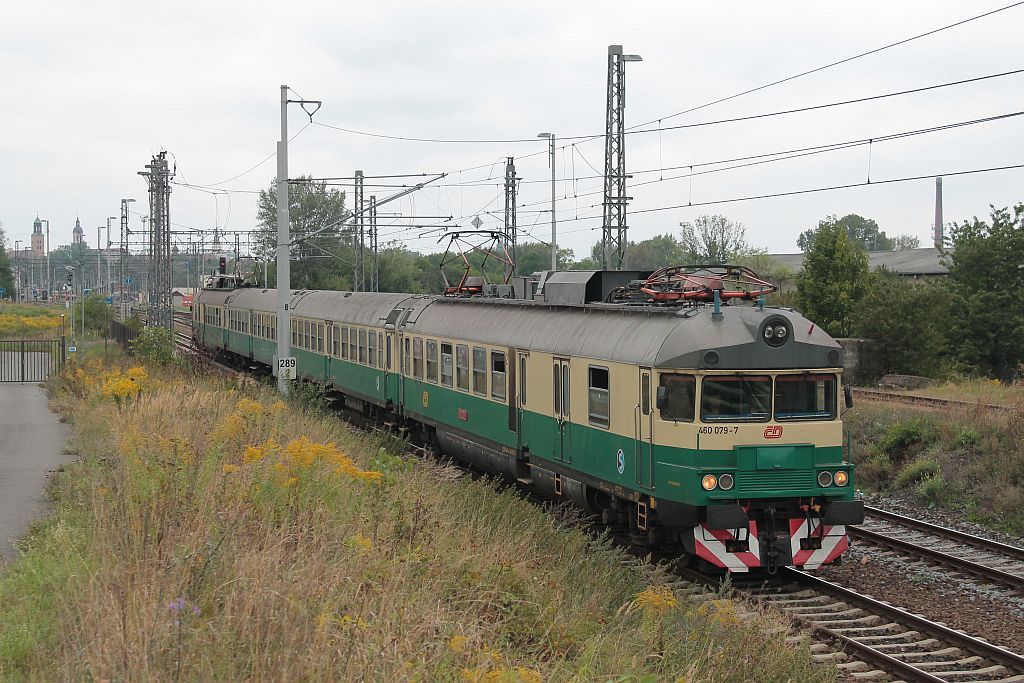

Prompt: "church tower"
[72,216,84,245]
[31,216,44,256]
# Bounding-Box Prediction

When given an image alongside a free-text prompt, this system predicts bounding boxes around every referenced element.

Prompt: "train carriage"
[194,269,863,573]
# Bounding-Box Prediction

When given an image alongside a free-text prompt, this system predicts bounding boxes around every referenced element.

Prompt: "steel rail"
[851,387,1013,413]
[865,506,1024,562]
[782,568,1024,675]
[850,524,1024,590]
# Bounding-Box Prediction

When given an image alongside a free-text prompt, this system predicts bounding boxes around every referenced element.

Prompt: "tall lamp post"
[536,132,557,271]
[42,219,50,299]
[13,240,21,303]
[105,216,117,295]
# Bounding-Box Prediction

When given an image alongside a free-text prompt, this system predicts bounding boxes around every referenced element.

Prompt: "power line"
[629,1,1024,130]
[310,68,1023,145]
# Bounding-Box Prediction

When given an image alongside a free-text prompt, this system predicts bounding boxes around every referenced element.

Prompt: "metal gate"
[0,339,66,382]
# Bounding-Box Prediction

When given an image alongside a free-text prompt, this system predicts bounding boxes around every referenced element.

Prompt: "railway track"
[174,332,1024,680]
[851,506,1024,592]
[748,569,1024,682]
[851,387,1014,414]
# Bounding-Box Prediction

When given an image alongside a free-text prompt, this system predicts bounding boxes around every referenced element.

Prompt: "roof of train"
[196,287,843,370]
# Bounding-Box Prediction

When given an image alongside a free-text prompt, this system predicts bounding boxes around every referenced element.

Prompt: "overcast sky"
[2,1,1021,261]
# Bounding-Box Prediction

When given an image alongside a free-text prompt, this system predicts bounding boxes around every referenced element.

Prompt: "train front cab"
[650,369,864,572]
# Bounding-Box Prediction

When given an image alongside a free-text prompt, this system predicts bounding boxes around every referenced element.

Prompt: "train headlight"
[762,319,790,348]
[702,474,718,491]
[833,470,849,486]
[718,473,734,491]
[817,471,834,487]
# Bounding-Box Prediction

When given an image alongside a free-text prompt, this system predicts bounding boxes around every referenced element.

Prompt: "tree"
[623,234,685,270]
[798,214,892,252]
[0,222,14,296]
[943,203,1024,379]
[255,176,353,289]
[513,243,575,275]
[891,234,921,250]
[678,215,752,263]
[855,269,947,376]
[795,221,869,337]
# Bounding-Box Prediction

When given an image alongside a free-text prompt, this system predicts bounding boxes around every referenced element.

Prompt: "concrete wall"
[835,338,881,385]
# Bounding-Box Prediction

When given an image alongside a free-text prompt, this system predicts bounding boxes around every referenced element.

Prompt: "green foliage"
[83,295,112,336]
[129,326,174,365]
[797,213,891,251]
[0,224,14,296]
[877,418,937,463]
[286,379,327,416]
[943,203,1024,379]
[678,214,755,263]
[917,473,947,504]
[623,234,686,270]
[855,269,948,376]
[891,234,921,250]
[957,427,979,447]
[795,221,869,337]
[894,457,940,488]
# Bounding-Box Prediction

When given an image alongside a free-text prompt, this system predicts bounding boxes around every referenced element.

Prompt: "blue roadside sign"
[106,297,113,304]
[123,276,134,286]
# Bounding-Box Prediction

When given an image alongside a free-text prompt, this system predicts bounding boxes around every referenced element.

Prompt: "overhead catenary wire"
[628,1,1024,131]
[310,68,1024,145]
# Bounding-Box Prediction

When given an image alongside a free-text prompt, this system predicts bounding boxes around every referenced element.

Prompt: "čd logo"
[763,426,783,439]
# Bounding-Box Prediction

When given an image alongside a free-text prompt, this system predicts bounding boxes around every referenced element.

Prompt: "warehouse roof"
[769,247,948,276]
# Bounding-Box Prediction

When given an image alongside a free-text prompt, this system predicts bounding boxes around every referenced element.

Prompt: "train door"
[552,358,571,464]
[384,331,400,410]
[635,367,654,489]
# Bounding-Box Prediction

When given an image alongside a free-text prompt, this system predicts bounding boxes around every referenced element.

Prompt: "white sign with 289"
[278,356,297,379]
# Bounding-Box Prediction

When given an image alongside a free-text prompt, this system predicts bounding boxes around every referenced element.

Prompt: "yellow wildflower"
[222,463,240,474]
[632,585,678,614]
[448,635,468,653]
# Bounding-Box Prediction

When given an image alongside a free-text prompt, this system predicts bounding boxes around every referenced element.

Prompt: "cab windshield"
[700,376,771,422]
[775,374,837,421]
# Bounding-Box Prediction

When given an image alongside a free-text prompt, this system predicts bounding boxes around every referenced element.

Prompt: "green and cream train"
[194,273,864,573]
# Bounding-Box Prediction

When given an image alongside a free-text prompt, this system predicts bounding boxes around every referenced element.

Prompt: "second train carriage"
[194,278,863,573]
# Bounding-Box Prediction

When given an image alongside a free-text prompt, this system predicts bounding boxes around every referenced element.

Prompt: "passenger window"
[358,329,367,364]
[659,374,696,422]
[472,347,487,395]
[520,355,527,405]
[378,333,384,368]
[413,338,424,379]
[456,344,470,391]
[440,343,453,387]
[333,324,340,357]
[341,327,349,359]
[349,327,357,360]
[426,340,438,382]
[367,330,377,368]
[588,366,610,428]
[641,372,650,416]
[491,351,506,402]
[318,323,325,353]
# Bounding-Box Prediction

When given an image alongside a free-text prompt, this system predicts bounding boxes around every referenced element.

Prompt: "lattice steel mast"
[503,157,517,279]
[601,45,641,270]
[139,152,174,329]
[353,169,364,291]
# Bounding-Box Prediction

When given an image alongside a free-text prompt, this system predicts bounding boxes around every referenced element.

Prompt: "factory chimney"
[933,177,944,249]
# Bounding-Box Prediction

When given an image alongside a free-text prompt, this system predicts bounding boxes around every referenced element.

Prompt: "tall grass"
[0,303,65,340]
[0,361,829,681]
[849,401,1024,534]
